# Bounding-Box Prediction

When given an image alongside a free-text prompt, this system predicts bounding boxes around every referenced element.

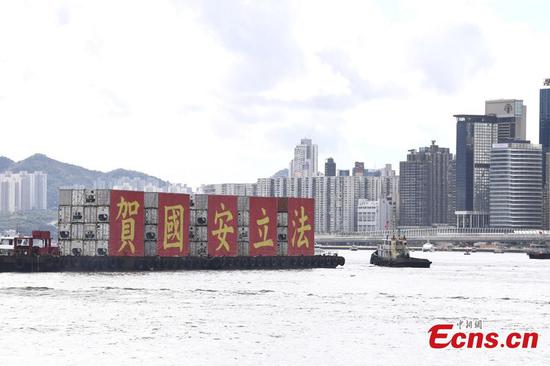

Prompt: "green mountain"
[3,153,168,209]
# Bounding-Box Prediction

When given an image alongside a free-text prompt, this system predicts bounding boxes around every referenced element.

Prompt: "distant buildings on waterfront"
[0,171,47,212]
[70,177,192,195]
[198,82,550,233]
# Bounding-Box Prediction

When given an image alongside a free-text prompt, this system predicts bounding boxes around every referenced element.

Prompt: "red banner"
[157,193,190,256]
[109,190,145,256]
[249,197,277,256]
[207,195,238,256]
[288,198,315,256]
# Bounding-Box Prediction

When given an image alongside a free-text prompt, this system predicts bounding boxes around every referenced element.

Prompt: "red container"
[157,193,190,256]
[288,198,315,256]
[249,197,277,256]
[109,190,145,256]
[207,195,238,256]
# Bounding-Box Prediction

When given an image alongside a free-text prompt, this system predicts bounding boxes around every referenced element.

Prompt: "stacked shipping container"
[58,189,314,257]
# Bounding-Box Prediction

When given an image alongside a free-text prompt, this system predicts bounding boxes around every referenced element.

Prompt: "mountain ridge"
[1,153,169,208]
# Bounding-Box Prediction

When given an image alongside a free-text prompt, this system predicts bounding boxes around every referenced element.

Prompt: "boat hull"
[527,253,550,260]
[0,255,345,272]
[370,252,431,268]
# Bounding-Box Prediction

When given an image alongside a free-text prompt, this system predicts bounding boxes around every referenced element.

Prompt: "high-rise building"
[289,138,318,178]
[490,142,542,228]
[352,162,365,177]
[0,171,47,212]
[539,83,550,184]
[485,99,527,140]
[399,142,453,226]
[338,170,350,177]
[357,198,392,231]
[455,115,502,227]
[324,158,336,176]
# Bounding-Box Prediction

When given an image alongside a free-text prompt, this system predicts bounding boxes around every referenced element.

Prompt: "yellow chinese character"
[164,204,184,251]
[116,196,140,254]
[253,208,274,249]
[291,206,312,248]
[212,203,234,251]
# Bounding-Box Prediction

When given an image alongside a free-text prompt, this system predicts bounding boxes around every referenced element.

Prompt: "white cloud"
[0,0,549,187]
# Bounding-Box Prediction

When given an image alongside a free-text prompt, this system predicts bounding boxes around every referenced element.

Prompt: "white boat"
[422,242,434,252]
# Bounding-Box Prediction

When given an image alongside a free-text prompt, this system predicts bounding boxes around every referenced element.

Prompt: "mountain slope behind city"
[1,153,168,208]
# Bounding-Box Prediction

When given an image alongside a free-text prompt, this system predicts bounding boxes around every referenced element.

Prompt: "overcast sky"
[1,0,550,187]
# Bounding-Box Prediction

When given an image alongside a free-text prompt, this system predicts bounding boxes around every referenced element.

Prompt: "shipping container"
[71,223,84,240]
[70,240,84,256]
[96,240,108,256]
[277,241,288,256]
[189,242,207,257]
[84,206,97,223]
[249,197,278,257]
[189,226,207,242]
[192,194,208,209]
[71,189,85,206]
[84,224,96,240]
[194,210,208,226]
[238,241,249,256]
[145,225,158,241]
[145,208,158,224]
[287,198,315,256]
[83,241,97,256]
[59,189,72,206]
[58,206,72,223]
[144,192,158,208]
[97,206,109,223]
[277,212,288,227]
[207,195,238,257]
[84,189,96,205]
[144,241,157,256]
[96,189,110,206]
[59,240,71,256]
[237,211,249,227]
[238,227,249,241]
[108,190,145,256]
[237,196,249,211]
[277,227,288,242]
[71,206,84,223]
[96,223,109,240]
[58,224,71,240]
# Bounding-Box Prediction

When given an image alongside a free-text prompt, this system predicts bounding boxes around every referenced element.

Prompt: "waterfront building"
[489,142,542,228]
[290,138,318,178]
[325,158,336,177]
[485,99,527,140]
[399,141,453,226]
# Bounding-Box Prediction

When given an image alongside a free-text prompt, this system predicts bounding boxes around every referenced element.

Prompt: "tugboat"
[370,235,431,268]
[527,244,550,259]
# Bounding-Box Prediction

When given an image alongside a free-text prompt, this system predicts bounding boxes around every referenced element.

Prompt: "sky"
[1,0,550,188]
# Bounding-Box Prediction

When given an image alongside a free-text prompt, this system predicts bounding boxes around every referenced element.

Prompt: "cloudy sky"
[1,0,549,187]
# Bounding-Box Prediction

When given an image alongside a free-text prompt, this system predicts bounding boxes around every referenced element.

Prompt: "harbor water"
[0,251,549,365]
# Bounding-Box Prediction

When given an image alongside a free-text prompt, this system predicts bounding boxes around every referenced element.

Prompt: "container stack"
[58,188,110,256]
[237,196,249,256]
[277,198,289,256]
[144,192,158,256]
[189,194,208,257]
[58,189,314,258]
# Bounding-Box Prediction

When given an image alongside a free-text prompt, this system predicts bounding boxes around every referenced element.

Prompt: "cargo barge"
[0,189,345,272]
[0,254,344,272]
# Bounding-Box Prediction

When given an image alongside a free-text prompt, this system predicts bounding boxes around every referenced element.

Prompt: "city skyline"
[1,1,550,187]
